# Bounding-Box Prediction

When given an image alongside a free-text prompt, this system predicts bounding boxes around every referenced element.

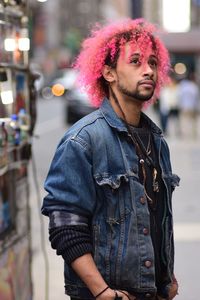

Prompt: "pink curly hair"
[74,18,170,107]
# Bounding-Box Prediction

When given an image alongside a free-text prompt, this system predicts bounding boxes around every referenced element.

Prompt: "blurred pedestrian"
[177,73,200,138]
[159,74,180,136]
[41,19,180,300]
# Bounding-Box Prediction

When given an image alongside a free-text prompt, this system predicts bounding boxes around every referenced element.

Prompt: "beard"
[117,81,154,102]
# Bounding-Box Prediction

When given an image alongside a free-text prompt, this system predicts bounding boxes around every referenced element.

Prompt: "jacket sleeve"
[41,135,96,219]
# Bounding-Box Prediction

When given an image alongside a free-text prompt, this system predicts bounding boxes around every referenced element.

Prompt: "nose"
[142,63,154,78]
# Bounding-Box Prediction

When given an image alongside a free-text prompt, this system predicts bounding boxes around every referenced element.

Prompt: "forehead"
[120,42,157,60]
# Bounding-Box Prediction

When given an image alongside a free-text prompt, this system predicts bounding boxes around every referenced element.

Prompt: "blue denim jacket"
[42,98,180,299]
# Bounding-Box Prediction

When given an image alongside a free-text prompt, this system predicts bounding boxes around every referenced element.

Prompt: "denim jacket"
[42,98,180,299]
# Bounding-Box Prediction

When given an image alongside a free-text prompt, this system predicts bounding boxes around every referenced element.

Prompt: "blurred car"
[53,68,78,91]
[52,68,96,124]
[65,88,96,124]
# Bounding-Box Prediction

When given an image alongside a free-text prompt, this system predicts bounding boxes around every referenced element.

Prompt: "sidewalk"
[151,108,200,300]
[167,136,200,300]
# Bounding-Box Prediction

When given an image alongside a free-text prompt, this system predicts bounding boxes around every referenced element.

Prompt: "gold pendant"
[153,168,159,192]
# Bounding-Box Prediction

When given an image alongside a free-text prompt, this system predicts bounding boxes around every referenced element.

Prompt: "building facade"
[30,0,200,83]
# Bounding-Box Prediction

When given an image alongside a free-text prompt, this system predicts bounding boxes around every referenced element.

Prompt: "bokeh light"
[174,63,187,75]
[51,83,65,97]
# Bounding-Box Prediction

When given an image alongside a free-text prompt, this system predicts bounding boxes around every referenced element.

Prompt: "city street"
[29,96,200,300]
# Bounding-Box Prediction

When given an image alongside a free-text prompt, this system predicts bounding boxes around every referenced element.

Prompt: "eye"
[149,58,158,68]
[130,57,141,65]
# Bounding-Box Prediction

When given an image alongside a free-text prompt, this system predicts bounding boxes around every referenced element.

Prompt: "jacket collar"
[100,98,128,133]
[100,98,162,136]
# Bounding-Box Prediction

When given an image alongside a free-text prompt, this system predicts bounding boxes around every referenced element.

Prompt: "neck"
[109,87,142,127]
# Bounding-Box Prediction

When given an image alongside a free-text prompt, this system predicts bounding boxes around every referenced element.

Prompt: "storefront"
[160,30,200,80]
[0,1,34,299]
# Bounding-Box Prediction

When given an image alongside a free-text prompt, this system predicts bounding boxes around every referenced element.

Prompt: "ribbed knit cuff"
[49,225,93,265]
[62,242,93,264]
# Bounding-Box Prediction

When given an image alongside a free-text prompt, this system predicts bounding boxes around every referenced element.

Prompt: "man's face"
[114,42,158,102]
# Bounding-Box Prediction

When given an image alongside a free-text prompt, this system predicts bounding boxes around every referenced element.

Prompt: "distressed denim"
[41,98,180,299]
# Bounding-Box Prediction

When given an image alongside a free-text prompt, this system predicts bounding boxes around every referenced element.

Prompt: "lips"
[139,80,155,87]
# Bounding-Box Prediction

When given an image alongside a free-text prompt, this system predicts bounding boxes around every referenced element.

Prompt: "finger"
[119,290,136,300]
[129,295,137,300]
[169,282,179,299]
[118,290,129,299]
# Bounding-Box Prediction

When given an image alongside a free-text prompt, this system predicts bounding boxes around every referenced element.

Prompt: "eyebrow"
[149,55,158,60]
[129,54,158,64]
[130,53,140,57]
[130,53,157,59]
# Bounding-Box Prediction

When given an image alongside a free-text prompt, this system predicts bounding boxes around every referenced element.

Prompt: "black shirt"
[129,117,167,291]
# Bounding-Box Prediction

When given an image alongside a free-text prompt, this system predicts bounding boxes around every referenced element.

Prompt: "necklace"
[109,87,160,201]
[134,131,151,156]
[133,130,159,194]
[136,132,159,194]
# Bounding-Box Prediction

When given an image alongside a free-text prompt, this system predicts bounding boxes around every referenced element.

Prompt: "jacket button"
[144,260,152,268]
[145,293,152,298]
[143,228,149,235]
[140,196,146,204]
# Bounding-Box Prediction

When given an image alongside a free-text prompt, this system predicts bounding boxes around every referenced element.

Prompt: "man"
[159,73,180,136]
[177,73,200,139]
[41,19,180,300]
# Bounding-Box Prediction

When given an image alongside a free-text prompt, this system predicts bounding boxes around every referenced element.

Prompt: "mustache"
[138,77,156,87]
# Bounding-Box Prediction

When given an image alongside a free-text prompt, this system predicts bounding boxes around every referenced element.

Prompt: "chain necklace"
[109,88,159,204]
[134,131,151,156]
[133,131,159,194]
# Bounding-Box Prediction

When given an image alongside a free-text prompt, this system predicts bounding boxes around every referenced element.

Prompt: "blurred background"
[0,0,200,300]
[30,0,200,88]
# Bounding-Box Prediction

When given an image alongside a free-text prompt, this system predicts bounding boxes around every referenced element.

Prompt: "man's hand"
[98,288,136,300]
[157,276,179,300]
[168,280,179,300]
[71,254,137,300]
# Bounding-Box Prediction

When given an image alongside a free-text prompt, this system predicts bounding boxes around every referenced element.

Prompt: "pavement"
[166,131,200,300]
[29,97,200,300]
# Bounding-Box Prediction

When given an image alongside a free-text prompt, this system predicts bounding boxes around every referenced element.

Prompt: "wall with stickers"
[0,1,33,299]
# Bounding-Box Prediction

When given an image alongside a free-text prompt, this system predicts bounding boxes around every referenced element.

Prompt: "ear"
[102,65,116,83]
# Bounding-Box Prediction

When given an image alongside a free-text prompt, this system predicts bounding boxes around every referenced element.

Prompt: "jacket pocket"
[94,173,129,189]
[163,173,180,192]
[94,173,135,284]
[94,172,134,221]
[170,173,180,189]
